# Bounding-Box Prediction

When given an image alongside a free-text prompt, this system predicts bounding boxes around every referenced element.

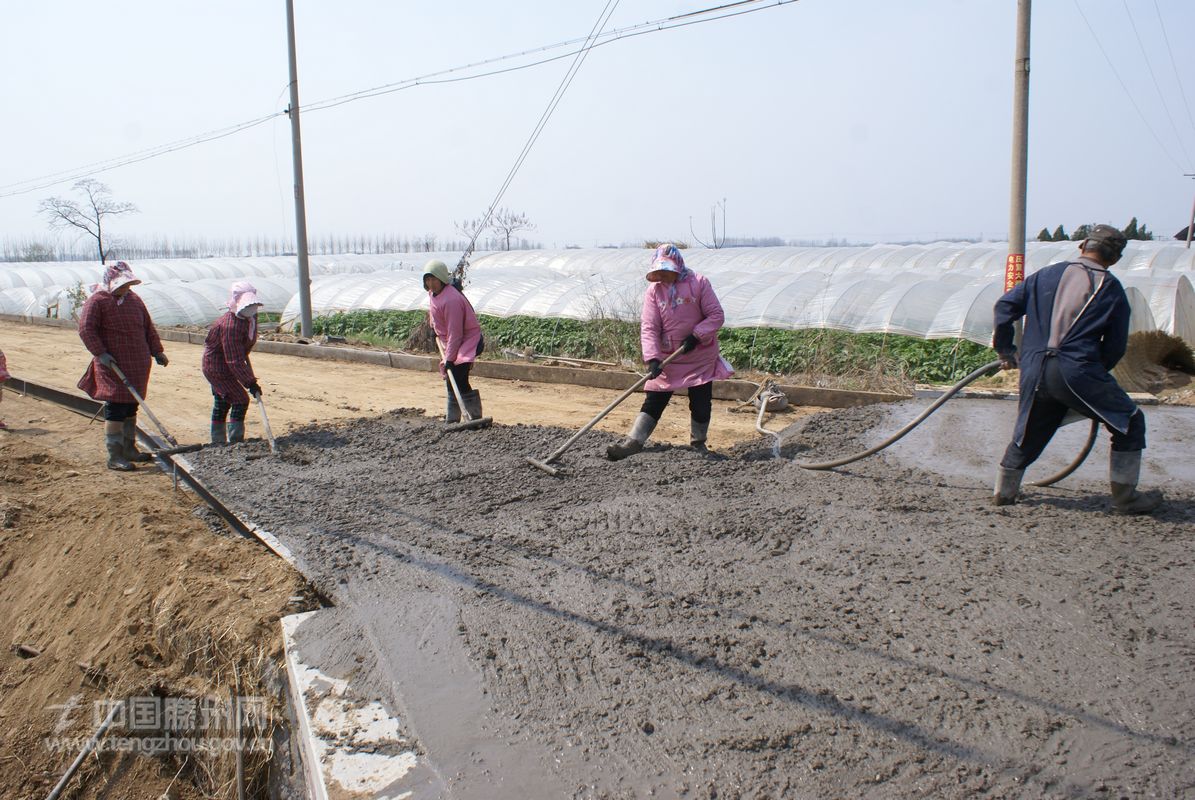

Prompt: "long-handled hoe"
[526,346,685,476]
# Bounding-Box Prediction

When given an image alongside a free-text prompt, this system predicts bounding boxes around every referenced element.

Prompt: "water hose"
[761,359,1098,482]
[1028,419,1098,487]
[788,360,1003,470]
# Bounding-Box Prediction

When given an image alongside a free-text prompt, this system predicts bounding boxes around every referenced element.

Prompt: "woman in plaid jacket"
[77,262,168,470]
[201,281,263,444]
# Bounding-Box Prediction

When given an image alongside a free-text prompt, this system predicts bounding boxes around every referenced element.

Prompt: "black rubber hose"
[1028,418,1098,487]
[792,359,1003,471]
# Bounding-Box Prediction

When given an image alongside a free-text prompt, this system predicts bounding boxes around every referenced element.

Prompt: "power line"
[1152,0,1195,145]
[0,115,282,198]
[1121,0,1192,168]
[459,0,620,267]
[1071,0,1185,172]
[0,0,796,199]
[301,0,783,114]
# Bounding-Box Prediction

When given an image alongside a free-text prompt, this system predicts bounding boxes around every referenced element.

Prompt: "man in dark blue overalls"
[992,224,1162,514]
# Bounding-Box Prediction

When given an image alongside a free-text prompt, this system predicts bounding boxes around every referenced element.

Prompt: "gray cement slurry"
[190,406,1195,799]
[858,398,1195,493]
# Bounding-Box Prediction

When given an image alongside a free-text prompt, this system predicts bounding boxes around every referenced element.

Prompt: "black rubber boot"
[690,419,710,452]
[210,422,228,445]
[606,413,656,461]
[122,417,152,462]
[445,395,461,425]
[993,467,1024,506]
[228,420,245,444]
[1109,450,1163,515]
[105,423,135,471]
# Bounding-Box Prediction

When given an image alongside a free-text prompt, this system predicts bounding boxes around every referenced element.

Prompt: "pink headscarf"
[646,244,691,307]
[94,261,140,303]
[229,280,261,337]
[228,281,261,315]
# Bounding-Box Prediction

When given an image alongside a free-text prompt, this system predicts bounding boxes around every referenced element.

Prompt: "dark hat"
[1086,224,1127,251]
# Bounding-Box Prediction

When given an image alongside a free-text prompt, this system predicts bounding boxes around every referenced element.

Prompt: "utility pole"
[1005,0,1031,292]
[285,0,313,337]
[1185,174,1194,249]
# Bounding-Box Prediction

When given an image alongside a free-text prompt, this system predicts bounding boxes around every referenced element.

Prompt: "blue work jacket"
[993,261,1135,445]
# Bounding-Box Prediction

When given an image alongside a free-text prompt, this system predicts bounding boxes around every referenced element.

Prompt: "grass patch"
[310,310,995,388]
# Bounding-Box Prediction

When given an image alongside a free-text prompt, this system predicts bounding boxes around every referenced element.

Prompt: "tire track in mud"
[189,408,1195,798]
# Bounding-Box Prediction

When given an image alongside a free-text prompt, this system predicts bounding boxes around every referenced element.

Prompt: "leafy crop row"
[311,310,994,386]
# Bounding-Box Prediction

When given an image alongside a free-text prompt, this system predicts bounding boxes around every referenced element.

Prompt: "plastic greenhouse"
[280,242,1195,346]
[3,243,1192,346]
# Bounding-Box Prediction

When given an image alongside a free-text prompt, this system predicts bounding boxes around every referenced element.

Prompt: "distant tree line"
[0,232,543,263]
[1036,217,1154,243]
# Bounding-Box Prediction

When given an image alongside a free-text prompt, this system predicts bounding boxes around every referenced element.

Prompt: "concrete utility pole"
[1185,174,1194,249]
[1005,0,1032,292]
[285,0,314,337]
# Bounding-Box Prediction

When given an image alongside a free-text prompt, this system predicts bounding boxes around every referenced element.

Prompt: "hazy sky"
[3,1,1194,250]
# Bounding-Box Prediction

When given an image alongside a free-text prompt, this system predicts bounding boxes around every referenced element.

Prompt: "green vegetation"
[311,309,996,387]
[1037,218,1154,242]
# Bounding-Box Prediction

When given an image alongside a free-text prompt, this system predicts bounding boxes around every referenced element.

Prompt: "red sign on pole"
[1004,253,1025,292]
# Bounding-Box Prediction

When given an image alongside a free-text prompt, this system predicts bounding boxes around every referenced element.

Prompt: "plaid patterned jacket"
[201,311,258,405]
[77,290,163,403]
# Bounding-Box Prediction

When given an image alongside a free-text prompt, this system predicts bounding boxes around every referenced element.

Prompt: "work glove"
[646,359,663,379]
[97,352,116,369]
[444,359,455,370]
[681,334,701,353]
[154,352,169,367]
[998,351,1018,370]
[247,382,262,398]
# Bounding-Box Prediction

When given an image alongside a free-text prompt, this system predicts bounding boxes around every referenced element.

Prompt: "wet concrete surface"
[189,404,1195,799]
[863,398,1195,494]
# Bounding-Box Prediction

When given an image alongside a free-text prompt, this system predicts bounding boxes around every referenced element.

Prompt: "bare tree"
[38,179,138,264]
[689,197,727,249]
[489,208,535,251]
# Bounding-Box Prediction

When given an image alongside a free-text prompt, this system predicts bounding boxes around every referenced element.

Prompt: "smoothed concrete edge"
[2,313,907,408]
[281,612,331,800]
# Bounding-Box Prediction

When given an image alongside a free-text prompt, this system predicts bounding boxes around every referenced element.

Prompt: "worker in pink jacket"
[607,244,733,460]
[423,260,484,424]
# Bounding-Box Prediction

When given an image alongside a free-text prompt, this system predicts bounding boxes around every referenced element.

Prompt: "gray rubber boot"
[122,417,151,462]
[993,467,1024,506]
[445,394,461,425]
[210,422,228,444]
[105,422,134,471]
[227,420,245,444]
[690,419,710,452]
[1109,450,1163,515]
[606,413,657,461]
[462,390,488,424]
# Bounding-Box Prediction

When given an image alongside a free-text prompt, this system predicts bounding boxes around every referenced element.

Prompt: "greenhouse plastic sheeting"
[6,244,1191,343]
[275,243,1195,346]
[0,253,459,293]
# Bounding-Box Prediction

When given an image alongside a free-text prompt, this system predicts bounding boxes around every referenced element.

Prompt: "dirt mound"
[187,410,1195,798]
[0,395,313,799]
[1113,331,1195,394]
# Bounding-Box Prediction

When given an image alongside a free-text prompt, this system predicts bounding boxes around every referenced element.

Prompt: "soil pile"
[0,394,313,800]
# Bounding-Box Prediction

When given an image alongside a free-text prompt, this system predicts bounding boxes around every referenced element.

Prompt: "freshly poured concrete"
[190,404,1195,798]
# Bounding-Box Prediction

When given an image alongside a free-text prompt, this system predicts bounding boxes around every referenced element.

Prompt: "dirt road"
[186,404,1195,799]
[0,320,794,453]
